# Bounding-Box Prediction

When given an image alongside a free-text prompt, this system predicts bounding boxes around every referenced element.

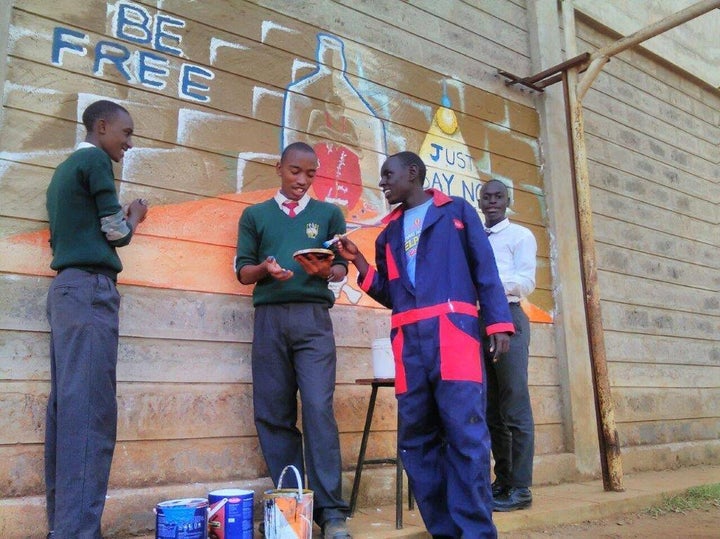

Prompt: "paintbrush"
[322,225,363,248]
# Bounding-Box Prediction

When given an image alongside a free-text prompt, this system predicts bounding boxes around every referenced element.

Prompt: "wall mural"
[0,0,552,321]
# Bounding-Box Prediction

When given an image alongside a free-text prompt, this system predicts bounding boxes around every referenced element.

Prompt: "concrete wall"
[573,13,720,471]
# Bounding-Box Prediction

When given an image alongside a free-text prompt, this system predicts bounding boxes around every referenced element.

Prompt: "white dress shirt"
[485,218,537,303]
[274,191,311,215]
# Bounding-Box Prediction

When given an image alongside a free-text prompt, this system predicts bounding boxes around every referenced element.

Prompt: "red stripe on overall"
[390,301,481,394]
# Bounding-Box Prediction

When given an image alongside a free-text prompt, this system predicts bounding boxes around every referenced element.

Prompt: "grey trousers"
[483,303,535,489]
[251,303,348,526]
[45,269,120,539]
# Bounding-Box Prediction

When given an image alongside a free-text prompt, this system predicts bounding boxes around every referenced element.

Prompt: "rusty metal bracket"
[497,52,591,92]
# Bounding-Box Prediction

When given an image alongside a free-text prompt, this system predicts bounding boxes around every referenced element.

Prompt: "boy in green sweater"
[235,142,351,538]
[45,99,148,539]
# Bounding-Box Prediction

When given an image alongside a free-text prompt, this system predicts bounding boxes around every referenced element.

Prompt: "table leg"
[349,384,379,516]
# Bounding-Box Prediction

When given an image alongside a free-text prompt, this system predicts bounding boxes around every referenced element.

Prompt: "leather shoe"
[323,517,352,538]
[491,480,508,498]
[493,487,532,512]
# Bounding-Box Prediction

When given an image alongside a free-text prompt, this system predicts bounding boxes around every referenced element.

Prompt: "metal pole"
[562,0,624,492]
[569,93,625,492]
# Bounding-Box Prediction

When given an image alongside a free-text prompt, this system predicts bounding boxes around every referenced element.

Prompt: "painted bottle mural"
[281,33,388,223]
[419,84,488,216]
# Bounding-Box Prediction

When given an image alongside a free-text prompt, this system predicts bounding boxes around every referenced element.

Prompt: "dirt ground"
[503,505,720,538]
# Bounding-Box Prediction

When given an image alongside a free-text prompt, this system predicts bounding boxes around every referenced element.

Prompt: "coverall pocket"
[438,314,482,382]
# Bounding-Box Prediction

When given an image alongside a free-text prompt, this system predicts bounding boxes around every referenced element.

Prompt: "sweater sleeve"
[86,149,133,247]
[235,207,259,273]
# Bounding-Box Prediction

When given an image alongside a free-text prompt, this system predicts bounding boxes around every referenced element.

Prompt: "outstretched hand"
[293,252,334,279]
[265,256,293,281]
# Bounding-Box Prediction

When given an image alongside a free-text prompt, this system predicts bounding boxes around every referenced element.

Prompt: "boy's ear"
[95,118,107,135]
[408,163,419,182]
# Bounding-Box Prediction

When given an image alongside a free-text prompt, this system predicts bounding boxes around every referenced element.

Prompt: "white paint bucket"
[372,337,394,379]
[263,465,313,539]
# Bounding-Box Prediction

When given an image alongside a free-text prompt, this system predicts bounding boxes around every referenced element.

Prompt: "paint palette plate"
[292,248,335,261]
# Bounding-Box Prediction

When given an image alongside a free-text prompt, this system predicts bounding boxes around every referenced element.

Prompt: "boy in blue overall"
[337,152,513,538]
[45,99,148,538]
[235,142,351,538]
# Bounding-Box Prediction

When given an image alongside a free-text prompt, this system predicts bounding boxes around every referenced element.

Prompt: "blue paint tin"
[208,489,254,539]
[155,498,208,539]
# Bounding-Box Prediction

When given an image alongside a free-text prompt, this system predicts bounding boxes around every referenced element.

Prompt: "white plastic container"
[371,338,395,379]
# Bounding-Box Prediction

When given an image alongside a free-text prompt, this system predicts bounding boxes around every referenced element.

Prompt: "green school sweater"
[235,198,348,306]
[46,146,132,276]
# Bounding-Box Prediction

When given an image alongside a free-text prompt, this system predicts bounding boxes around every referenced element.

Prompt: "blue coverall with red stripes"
[359,190,514,538]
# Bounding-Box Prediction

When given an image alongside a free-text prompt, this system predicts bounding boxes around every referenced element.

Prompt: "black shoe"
[323,517,351,538]
[493,487,532,512]
[491,480,508,498]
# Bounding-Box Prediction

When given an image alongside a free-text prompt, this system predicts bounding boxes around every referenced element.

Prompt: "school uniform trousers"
[483,302,534,489]
[45,268,120,539]
[251,302,348,526]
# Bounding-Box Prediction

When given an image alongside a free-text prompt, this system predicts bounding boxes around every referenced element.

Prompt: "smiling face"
[277,147,318,201]
[379,155,415,206]
[480,179,509,227]
[94,110,134,162]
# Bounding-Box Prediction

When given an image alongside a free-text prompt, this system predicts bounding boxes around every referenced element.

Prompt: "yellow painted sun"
[435,106,458,135]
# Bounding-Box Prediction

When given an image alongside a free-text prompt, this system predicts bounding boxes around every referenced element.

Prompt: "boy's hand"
[265,256,293,281]
[125,198,149,232]
[127,198,149,223]
[336,236,369,279]
[293,252,334,279]
[489,332,511,362]
[335,236,359,261]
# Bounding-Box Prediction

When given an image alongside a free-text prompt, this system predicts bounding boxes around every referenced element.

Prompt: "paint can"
[208,489,254,539]
[372,337,394,379]
[155,498,208,539]
[264,465,313,539]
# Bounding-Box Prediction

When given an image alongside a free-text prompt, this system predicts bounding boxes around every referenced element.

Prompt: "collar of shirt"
[76,141,96,150]
[274,191,311,215]
[485,217,510,235]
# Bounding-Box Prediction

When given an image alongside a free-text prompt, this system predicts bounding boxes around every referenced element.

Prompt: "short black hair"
[81,100,130,132]
[482,178,510,202]
[390,151,426,182]
[281,141,316,162]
